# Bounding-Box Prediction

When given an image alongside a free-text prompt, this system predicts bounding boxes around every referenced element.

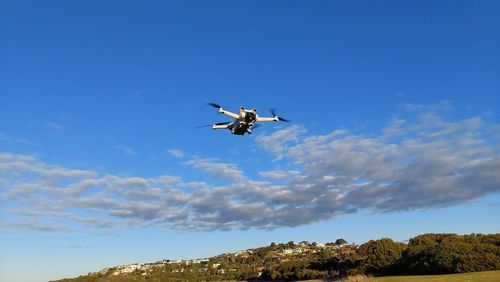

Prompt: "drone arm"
[256,116,278,122]
[218,108,239,119]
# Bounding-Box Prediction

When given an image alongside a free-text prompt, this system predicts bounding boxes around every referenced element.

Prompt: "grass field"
[370,270,500,282]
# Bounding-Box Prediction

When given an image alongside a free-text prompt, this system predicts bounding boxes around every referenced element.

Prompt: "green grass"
[372,270,500,282]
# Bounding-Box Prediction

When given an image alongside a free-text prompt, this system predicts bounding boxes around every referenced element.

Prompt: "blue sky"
[1,1,499,281]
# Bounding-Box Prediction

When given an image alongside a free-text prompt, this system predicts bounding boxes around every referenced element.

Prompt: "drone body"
[208,103,289,135]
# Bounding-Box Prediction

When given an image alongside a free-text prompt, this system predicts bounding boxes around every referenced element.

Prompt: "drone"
[206,103,290,135]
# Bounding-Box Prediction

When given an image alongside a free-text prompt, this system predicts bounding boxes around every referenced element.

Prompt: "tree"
[335,238,348,245]
[358,238,405,274]
[403,233,500,274]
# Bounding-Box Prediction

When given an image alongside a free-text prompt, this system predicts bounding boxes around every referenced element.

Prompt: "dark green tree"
[358,238,405,274]
[335,238,348,245]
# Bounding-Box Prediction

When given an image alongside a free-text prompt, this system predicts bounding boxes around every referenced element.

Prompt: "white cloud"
[259,170,301,180]
[0,221,71,232]
[118,177,149,187]
[0,133,30,144]
[114,145,136,155]
[401,101,452,113]
[167,149,184,158]
[259,170,288,180]
[382,117,406,138]
[46,121,64,130]
[1,104,499,231]
[255,125,307,159]
[184,158,245,181]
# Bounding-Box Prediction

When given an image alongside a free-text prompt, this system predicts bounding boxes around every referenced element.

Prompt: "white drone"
[206,103,290,135]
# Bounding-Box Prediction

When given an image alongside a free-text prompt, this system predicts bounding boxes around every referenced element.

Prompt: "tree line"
[261,233,499,280]
[53,233,500,282]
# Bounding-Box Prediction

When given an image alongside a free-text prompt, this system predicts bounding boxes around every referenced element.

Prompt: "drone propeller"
[270,108,291,122]
[207,102,222,109]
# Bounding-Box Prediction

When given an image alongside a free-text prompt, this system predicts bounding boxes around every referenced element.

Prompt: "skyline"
[1,1,499,282]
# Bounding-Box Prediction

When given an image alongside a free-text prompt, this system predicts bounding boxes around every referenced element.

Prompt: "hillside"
[52,233,500,282]
[372,270,500,282]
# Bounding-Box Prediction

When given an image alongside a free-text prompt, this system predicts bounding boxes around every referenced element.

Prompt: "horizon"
[1,1,499,281]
